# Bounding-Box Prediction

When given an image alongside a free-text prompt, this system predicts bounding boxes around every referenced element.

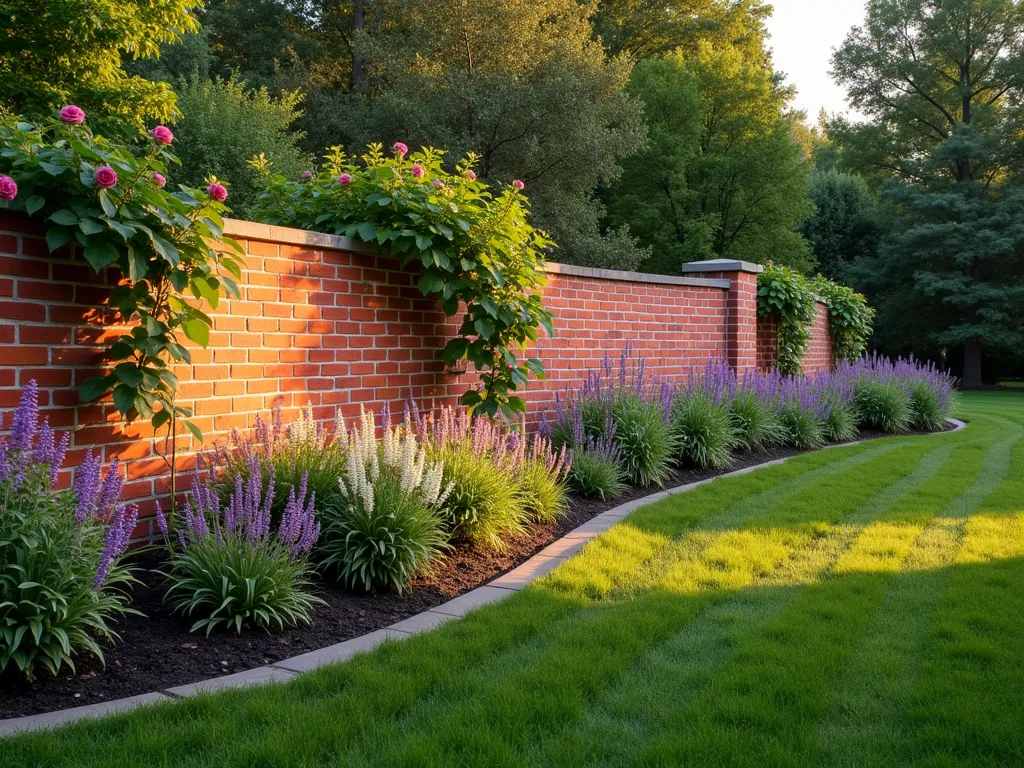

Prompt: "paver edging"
[0,417,967,736]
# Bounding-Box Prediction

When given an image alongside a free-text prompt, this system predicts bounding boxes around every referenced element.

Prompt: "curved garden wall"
[0,212,832,539]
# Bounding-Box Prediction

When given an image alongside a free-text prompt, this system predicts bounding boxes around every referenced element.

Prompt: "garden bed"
[1,442,811,719]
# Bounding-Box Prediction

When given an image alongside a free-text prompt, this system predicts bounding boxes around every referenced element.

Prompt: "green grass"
[3,392,1024,767]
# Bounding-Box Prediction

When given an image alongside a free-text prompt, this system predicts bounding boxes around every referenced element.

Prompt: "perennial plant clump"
[160,458,323,635]
[0,381,137,679]
[319,406,453,593]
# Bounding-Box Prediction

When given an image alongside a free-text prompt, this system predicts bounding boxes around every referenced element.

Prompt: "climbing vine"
[757,263,817,375]
[0,109,244,442]
[810,276,875,362]
[758,264,875,374]
[253,143,553,418]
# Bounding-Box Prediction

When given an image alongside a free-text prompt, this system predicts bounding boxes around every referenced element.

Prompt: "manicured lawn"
[2,391,1023,767]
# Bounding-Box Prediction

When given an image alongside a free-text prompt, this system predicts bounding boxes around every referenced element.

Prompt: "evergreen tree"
[831,0,1024,385]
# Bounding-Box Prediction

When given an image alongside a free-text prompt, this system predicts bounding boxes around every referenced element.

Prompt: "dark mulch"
[0,428,947,719]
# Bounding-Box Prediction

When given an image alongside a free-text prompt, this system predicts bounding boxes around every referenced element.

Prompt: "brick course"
[0,214,832,538]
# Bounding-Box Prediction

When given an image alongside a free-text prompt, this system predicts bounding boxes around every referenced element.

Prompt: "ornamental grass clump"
[160,457,323,635]
[554,405,627,500]
[0,381,137,679]
[777,375,829,449]
[319,407,452,593]
[215,403,347,523]
[837,353,956,433]
[548,346,676,487]
[670,360,739,469]
[729,375,786,451]
[416,405,568,547]
[516,434,572,524]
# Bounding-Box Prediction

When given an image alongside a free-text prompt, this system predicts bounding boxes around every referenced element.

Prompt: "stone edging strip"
[0,418,967,737]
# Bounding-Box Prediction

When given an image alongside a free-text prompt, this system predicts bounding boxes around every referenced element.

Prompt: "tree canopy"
[0,0,200,135]
[606,44,813,274]
[832,0,1024,385]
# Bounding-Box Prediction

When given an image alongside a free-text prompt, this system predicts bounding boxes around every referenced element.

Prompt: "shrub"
[160,458,323,635]
[729,387,785,451]
[216,403,347,523]
[319,408,451,593]
[568,442,628,501]
[854,380,912,433]
[0,381,137,679]
[516,436,572,524]
[670,392,736,469]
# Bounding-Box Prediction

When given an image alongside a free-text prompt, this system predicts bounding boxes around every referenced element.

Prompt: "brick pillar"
[680,259,763,374]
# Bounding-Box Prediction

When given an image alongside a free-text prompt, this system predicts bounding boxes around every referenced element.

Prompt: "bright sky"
[764,0,868,121]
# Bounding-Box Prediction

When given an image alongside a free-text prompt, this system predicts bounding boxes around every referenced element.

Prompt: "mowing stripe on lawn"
[635,441,1014,765]
[328,444,944,765]
[531,441,962,767]
[816,428,1021,766]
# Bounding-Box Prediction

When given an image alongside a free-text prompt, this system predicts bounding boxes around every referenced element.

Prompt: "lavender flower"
[74,450,103,523]
[9,379,38,452]
[93,504,138,589]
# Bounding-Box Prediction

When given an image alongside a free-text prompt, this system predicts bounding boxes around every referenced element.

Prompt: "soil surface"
[0,429,948,719]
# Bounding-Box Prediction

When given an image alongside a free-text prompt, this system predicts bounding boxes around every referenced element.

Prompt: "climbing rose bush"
[0,381,137,680]
[252,143,554,418]
[0,108,244,444]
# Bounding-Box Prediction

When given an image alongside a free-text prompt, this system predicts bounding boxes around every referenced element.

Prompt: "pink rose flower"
[151,125,174,145]
[0,175,17,202]
[300,170,313,182]
[512,179,525,190]
[411,164,424,178]
[338,173,352,186]
[152,172,167,188]
[392,142,408,156]
[465,170,477,181]
[59,105,86,125]
[207,183,228,202]
[94,166,118,188]
[431,178,444,188]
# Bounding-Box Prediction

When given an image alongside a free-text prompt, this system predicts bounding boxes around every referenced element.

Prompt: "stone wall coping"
[223,219,732,289]
[0,418,967,738]
[680,258,765,275]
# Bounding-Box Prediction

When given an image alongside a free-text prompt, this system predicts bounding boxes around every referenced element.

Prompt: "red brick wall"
[756,302,832,374]
[0,214,761,538]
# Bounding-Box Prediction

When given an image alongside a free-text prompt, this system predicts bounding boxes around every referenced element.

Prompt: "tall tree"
[831,0,1024,385]
[0,0,200,134]
[592,0,770,61]
[606,45,813,274]
[339,0,648,268]
[802,170,882,281]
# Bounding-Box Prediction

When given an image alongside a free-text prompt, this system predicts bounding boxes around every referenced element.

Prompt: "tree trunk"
[352,0,365,91]
[962,337,983,388]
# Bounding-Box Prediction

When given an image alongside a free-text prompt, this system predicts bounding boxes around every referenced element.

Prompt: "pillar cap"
[681,258,764,275]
